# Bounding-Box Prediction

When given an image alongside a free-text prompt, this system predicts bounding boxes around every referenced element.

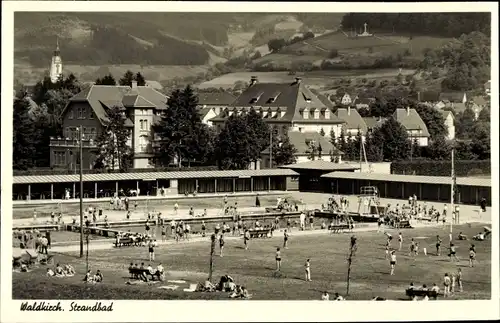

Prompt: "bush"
[328,49,339,59]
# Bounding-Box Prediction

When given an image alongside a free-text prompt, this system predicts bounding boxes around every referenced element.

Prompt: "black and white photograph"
[1,1,498,322]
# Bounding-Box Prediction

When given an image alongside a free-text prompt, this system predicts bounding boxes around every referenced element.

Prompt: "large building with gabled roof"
[209,76,344,138]
[50,81,168,170]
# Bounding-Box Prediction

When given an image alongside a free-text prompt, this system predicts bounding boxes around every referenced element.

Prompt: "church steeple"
[50,36,63,83]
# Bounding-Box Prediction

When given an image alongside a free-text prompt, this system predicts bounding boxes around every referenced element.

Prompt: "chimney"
[131,80,137,89]
[406,106,410,116]
[347,106,351,116]
[295,77,302,84]
[250,76,258,86]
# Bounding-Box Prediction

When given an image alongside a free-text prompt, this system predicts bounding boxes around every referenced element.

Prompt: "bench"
[129,268,164,281]
[115,236,146,247]
[405,288,439,300]
[265,207,281,213]
[329,224,350,234]
[248,229,271,238]
[399,221,413,229]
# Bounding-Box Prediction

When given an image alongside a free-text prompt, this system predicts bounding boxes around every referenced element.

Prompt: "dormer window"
[303,108,309,119]
[228,111,234,117]
[267,92,281,103]
[325,109,331,119]
[262,110,268,118]
[249,92,264,104]
[280,110,286,118]
[314,109,320,119]
[271,111,277,118]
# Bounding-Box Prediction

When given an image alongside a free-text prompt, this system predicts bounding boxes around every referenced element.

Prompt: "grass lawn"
[12,223,491,300]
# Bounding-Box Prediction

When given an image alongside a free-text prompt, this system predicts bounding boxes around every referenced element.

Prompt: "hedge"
[391,160,491,177]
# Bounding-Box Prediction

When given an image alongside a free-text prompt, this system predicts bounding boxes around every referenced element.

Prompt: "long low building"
[12,169,300,201]
[321,172,491,206]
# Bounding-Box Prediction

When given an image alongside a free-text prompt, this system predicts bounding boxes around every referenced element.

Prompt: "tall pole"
[208,233,216,282]
[269,127,273,169]
[359,131,362,171]
[79,125,84,258]
[449,147,455,243]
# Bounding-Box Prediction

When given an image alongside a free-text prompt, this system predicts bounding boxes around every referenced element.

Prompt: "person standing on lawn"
[219,234,225,257]
[283,229,289,249]
[389,250,397,275]
[304,259,311,281]
[275,247,282,271]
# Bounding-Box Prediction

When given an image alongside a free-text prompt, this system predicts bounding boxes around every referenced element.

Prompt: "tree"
[352,131,362,162]
[424,136,451,160]
[477,107,490,122]
[469,121,490,160]
[154,86,210,167]
[215,115,255,170]
[456,107,476,139]
[371,117,411,161]
[364,131,384,162]
[13,97,40,170]
[307,141,319,161]
[319,128,326,137]
[414,104,448,141]
[267,38,287,52]
[119,70,135,86]
[95,74,117,85]
[272,130,298,166]
[135,72,146,86]
[94,106,132,171]
[245,109,271,163]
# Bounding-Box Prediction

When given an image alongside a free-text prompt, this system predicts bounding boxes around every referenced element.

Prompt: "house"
[484,80,491,96]
[353,97,375,109]
[439,110,455,140]
[335,91,357,106]
[197,91,236,126]
[210,76,345,138]
[417,91,440,104]
[260,130,343,167]
[439,92,467,104]
[50,81,168,170]
[392,107,430,146]
[145,80,163,91]
[363,117,386,133]
[470,96,488,108]
[335,107,368,139]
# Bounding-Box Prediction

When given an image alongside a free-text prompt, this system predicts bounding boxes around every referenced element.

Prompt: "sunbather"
[84,270,94,283]
[64,264,75,276]
[55,264,66,277]
[94,270,103,283]
[46,268,55,277]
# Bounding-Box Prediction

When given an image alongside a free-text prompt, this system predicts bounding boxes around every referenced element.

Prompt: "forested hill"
[341,13,491,37]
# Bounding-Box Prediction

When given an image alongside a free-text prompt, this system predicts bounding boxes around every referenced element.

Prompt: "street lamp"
[75,125,84,258]
[85,218,91,273]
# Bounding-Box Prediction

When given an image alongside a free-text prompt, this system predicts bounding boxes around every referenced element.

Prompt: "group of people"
[408,268,464,300]
[128,262,164,282]
[324,195,350,213]
[46,263,76,277]
[83,269,104,283]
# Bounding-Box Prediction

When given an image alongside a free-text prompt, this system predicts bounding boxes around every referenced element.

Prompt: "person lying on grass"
[94,270,103,283]
[64,264,75,276]
[46,268,55,277]
[55,264,66,277]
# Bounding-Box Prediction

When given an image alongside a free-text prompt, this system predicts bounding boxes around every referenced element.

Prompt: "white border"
[1,2,499,322]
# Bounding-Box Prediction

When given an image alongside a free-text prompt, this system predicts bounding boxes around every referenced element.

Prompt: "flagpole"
[449,147,455,243]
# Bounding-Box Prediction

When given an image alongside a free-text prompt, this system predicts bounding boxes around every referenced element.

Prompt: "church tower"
[49,38,63,83]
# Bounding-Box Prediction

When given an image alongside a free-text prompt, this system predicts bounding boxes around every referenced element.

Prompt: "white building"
[49,39,63,83]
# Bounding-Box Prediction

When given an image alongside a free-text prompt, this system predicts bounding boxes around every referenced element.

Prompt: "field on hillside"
[198,69,416,89]
[12,223,491,300]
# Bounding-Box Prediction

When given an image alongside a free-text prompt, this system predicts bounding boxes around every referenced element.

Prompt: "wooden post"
[232,178,236,193]
[28,184,31,201]
[50,184,54,200]
[196,179,199,193]
[73,183,76,198]
[136,181,139,194]
[268,176,271,192]
[115,181,119,197]
[208,233,216,282]
[94,182,97,199]
[214,179,218,193]
[250,177,254,192]
[437,185,441,201]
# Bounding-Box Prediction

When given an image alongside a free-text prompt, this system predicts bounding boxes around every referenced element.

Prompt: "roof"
[316,93,334,108]
[335,108,368,133]
[280,160,360,171]
[393,108,430,137]
[197,92,236,106]
[471,96,488,106]
[484,80,491,89]
[222,80,343,124]
[320,171,491,187]
[145,80,163,90]
[65,85,168,124]
[262,131,342,156]
[439,110,454,120]
[199,107,213,119]
[13,169,299,185]
[439,92,465,103]
[418,91,440,102]
[363,117,386,129]
[449,102,467,114]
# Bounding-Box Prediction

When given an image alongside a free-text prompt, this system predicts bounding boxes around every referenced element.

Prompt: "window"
[53,151,66,166]
[65,127,70,138]
[140,120,144,130]
[68,109,74,119]
[89,111,94,119]
[139,135,148,152]
[82,107,87,119]
[143,119,148,130]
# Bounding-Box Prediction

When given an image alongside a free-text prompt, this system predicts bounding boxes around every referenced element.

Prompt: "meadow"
[12,223,491,300]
